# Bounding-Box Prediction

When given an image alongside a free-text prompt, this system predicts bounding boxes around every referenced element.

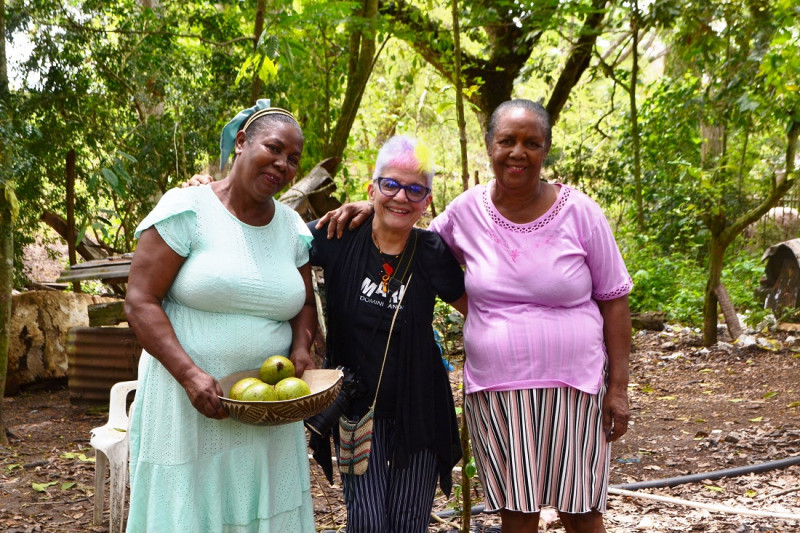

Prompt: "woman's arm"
[288,262,318,375]
[315,201,373,239]
[449,293,468,317]
[124,227,227,419]
[596,295,631,442]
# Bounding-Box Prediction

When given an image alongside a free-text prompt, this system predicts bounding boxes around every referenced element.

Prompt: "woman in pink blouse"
[322,99,632,533]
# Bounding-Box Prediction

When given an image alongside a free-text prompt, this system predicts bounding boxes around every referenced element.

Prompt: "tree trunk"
[324,0,379,162]
[701,121,800,346]
[702,238,726,346]
[0,186,12,445]
[0,0,6,101]
[452,0,468,194]
[460,405,472,533]
[0,0,11,445]
[249,0,266,105]
[629,2,644,231]
[66,149,80,293]
[545,0,609,125]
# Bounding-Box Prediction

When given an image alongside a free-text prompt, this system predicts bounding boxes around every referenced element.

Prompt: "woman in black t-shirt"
[308,135,467,533]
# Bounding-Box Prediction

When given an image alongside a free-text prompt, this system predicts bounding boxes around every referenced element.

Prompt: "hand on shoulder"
[181,174,214,188]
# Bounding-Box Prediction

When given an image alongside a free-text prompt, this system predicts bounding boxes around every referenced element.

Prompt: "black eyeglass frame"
[374,177,432,203]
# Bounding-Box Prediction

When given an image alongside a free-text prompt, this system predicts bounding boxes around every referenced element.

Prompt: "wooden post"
[715,284,742,341]
[66,149,80,293]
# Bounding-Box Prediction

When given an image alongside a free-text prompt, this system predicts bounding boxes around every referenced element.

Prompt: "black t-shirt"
[309,220,465,418]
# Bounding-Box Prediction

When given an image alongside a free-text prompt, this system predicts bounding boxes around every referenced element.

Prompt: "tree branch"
[546,0,610,125]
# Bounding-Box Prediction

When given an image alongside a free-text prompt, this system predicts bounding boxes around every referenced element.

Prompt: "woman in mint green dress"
[124,102,318,532]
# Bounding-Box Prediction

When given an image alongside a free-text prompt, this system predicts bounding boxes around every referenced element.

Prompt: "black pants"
[340,418,438,533]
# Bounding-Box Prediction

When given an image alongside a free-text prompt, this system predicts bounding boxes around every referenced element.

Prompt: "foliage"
[3,0,799,340]
[433,298,463,358]
[622,231,772,328]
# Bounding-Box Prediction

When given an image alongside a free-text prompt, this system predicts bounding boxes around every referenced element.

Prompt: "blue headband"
[219,99,271,170]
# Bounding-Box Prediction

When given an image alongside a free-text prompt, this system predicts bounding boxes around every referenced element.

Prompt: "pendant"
[381,273,391,294]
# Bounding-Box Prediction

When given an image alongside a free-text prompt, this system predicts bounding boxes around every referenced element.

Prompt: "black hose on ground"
[432,504,487,520]
[611,455,800,491]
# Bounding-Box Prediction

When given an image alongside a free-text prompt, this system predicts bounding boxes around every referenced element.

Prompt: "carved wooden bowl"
[219,368,343,426]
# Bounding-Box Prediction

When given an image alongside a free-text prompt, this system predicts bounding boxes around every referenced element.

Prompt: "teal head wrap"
[219,99,270,170]
[219,99,300,170]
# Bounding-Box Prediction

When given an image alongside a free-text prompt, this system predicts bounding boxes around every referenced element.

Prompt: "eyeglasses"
[375,177,431,203]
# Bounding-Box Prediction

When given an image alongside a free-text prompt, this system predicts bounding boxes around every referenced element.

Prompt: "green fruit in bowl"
[259,355,295,385]
[228,377,263,400]
[275,377,311,400]
[239,381,278,402]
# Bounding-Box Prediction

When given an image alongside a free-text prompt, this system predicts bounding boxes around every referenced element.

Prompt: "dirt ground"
[1,326,799,532]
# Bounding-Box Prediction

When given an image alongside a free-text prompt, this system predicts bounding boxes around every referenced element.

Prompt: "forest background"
[0,0,798,440]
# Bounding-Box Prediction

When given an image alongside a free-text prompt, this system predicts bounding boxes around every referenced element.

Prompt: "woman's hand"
[181,174,214,188]
[601,384,629,442]
[315,201,373,239]
[290,348,316,377]
[178,366,228,420]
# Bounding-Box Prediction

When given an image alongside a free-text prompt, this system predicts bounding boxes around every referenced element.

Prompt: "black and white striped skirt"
[464,383,610,514]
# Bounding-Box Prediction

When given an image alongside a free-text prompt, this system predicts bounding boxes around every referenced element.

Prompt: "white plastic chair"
[90,380,137,532]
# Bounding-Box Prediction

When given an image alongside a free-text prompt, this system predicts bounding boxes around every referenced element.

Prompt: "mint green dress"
[126,186,316,532]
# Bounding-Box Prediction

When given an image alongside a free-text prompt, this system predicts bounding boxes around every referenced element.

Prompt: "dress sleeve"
[585,211,633,301]
[133,188,197,258]
[289,209,312,267]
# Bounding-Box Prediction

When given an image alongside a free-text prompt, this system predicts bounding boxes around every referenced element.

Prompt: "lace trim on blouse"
[594,279,634,301]
[482,183,571,233]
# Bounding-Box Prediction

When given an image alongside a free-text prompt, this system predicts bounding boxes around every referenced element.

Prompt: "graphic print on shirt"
[359,275,406,310]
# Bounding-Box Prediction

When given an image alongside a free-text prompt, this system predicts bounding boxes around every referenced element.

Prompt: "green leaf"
[259,57,279,81]
[749,416,763,422]
[762,391,778,399]
[117,151,137,163]
[464,457,477,479]
[235,56,257,85]
[704,484,724,493]
[32,481,58,492]
[101,168,119,189]
[60,451,94,462]
[61,482,76,490]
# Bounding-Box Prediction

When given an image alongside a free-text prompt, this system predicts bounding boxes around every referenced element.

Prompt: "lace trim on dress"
[482,184,571,233]
[594,279,634,300]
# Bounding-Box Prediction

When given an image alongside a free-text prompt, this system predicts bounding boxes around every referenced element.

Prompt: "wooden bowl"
[219,368,343,426]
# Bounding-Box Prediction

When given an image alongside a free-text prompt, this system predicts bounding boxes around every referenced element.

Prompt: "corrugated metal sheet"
[58,257,132,283]
[67,327,142,404]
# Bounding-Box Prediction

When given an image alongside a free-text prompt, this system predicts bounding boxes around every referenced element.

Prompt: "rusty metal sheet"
[66,327,142,404]
[760,238,800,262]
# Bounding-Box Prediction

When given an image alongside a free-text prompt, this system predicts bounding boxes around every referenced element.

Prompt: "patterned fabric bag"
[337,408,375,475]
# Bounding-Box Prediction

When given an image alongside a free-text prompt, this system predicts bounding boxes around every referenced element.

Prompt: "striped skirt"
[464,384,610,514]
